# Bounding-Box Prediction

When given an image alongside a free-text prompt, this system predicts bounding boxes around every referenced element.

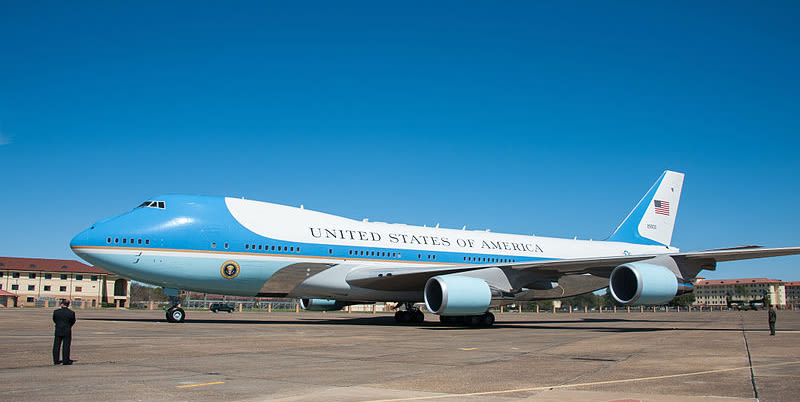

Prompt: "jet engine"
[608,262,691,306]
[299,298,349,311]
[424,275,491,315]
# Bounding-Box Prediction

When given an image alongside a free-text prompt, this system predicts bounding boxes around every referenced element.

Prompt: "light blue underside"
[78,251,287,296]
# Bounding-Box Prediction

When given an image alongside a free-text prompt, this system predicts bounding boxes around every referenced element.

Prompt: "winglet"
[607,170,684,247]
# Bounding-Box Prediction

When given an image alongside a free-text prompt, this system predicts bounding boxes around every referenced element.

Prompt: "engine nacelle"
[424,275,491,315]
[609,262,681,306]
[299,298,348,311]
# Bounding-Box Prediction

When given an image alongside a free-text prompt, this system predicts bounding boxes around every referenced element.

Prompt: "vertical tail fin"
[607,170,684,247]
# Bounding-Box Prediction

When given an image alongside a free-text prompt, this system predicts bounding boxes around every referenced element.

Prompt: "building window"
[28,285,35,291]
[45,273,52,279]
[13,272,20,278]
[91,276,98,281]
[76,275,83,281]
[60,274,68,280]
[44,285,51,291]
[29,273,36,279]
[0,272,3,277]
[59,286,66,292]
[11,284,19,290]
[75,287,82,292]
[27,297,34,303]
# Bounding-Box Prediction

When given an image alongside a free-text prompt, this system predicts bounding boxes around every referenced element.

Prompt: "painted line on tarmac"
[176,381,225,389]
[365,360,800,401]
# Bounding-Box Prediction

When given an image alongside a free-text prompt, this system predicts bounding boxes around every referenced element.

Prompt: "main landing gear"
[165,296,185,323]
[394,302,425,324]
[439,312,495,328]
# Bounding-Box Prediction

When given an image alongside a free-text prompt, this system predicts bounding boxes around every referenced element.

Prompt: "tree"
[130,283,169,303]
[669,292,696,307]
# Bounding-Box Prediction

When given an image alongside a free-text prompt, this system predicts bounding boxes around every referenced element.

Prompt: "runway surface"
[1,309,799,401]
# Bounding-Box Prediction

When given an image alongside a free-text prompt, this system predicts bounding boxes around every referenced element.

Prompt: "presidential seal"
[220,260,240,279]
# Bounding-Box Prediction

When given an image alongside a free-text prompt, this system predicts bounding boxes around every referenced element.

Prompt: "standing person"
[53,299,76,365]
[768,305,777,336]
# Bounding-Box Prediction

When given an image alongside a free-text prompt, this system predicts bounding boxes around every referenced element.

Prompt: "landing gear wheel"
[412,311,425,323]
[166,307,185,323]
[481,312,495,327]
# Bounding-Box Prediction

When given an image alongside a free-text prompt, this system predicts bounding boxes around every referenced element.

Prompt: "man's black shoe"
[54,361,62,365]
[62,361,73,365]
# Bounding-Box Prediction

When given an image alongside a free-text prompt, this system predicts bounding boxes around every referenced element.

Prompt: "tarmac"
[1,308,799,402]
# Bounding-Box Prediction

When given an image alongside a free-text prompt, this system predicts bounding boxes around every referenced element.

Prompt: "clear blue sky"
[2,1,799,280]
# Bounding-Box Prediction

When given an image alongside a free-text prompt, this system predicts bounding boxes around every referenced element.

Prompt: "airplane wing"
[345,246,800,292]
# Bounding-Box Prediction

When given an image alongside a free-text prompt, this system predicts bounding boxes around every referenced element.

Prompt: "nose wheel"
[165,295,186,323]
[166,306,185,323]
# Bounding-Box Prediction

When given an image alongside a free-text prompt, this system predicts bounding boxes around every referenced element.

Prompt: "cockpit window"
[137,200,166,209]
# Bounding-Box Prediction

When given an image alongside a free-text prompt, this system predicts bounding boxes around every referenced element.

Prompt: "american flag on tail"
[654,200,670,216]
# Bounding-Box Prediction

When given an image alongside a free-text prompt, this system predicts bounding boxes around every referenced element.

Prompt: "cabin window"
[145,239,150,245]
[290,246,294,252]
[329,249,332,254]
[258,245,262,250]
[107,237,111,243]
[122,238,127,244]
[224,243,229,249]
[138,239,142,244]
[211,242,216,248]
[245,244,249,249]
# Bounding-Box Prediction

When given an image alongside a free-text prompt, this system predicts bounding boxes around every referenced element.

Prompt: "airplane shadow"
[81,316,746,333]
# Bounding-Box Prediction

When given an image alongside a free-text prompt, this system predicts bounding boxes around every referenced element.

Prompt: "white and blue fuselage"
[70,193,674,302]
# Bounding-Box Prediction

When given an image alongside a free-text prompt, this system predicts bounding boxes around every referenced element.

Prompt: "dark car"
[210,303,234,313]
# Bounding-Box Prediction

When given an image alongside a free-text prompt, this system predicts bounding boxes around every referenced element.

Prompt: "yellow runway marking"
[176,381,225,389]
[460,348,477,351]
[365,360,800,401]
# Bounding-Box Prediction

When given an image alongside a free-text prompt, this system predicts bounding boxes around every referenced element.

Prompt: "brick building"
[0,256,130,308]
[694,278,786,307]
[784,281,800,307]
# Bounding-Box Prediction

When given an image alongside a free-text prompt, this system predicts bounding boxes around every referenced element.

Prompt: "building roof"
[0,289,16,297]
[784,281,800,287]
[696,278,783,286]
[0,256,109,274]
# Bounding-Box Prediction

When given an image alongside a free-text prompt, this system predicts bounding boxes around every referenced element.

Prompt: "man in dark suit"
[768,305,777,336]
[53,299,76,365]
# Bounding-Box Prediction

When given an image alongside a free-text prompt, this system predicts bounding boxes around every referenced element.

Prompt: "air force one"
[70,171,800,326]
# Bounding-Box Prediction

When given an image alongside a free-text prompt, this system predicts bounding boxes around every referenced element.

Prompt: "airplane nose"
[70,228,90,250]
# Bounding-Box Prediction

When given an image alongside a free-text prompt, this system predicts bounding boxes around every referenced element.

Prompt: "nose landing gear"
[164,295,185,323]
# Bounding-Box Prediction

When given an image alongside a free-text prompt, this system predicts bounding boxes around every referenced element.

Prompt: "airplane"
[70,171,800,326]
